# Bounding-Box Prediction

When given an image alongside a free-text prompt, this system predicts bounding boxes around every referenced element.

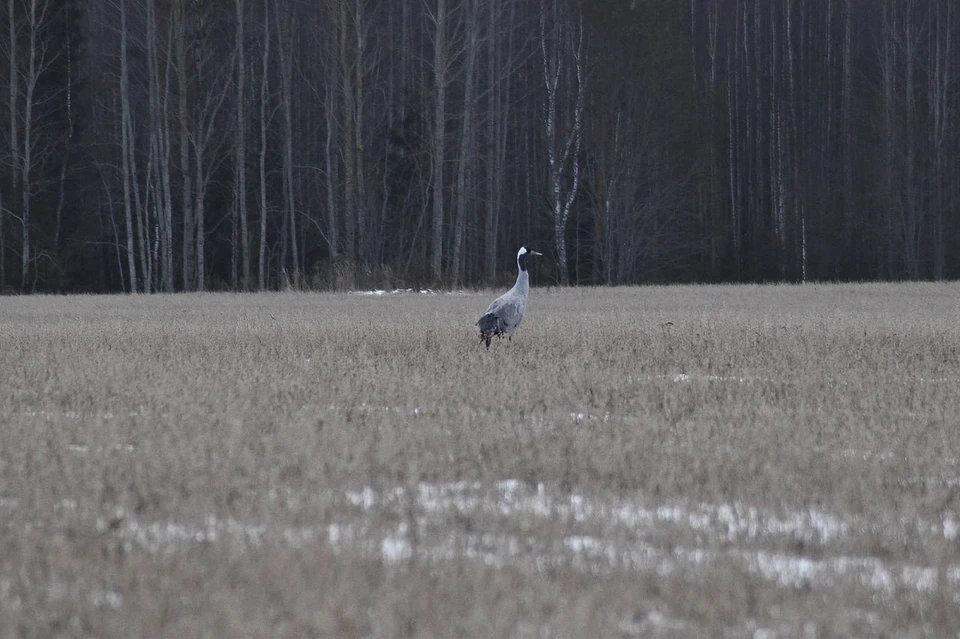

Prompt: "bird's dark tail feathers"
[477,313,502,349]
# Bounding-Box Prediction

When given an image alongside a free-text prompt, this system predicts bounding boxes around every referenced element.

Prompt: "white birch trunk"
[540,1,584,286]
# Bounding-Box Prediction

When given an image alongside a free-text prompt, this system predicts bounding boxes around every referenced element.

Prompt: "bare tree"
[322,17,339,263]
[235,0,250,289]
[257,0,270,290]
[19,0,63,290]
[540,0,585,285]
[174,0,194,290]
[337,0,356,265]
[929,0,953,279]
[118,0,137,291]
[351,0,370,265]
[274,0,298,288]
[191,47,234,291]
[451,0,479,284]
[427,0,453,282]
[147,0,175,291]
[5,0,17,290]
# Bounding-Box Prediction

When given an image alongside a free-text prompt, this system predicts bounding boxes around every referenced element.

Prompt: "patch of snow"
[89,588,124,610]
[351,288,437,296]
[635,611,688,634]
[945,516,959,541]
[648,373,775,384]
[346,487,377,510]
[381,524,413,561]
[836,448,896,462]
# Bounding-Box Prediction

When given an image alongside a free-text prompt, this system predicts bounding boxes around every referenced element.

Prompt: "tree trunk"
[129,103,150,293]
[176,0,194,291]
[160,16,176,291]
[258,0,270,290]
[483,0,501,285]
[147,0,173,291]
[430,0,448,283]
[194,142,205,290]
[276,0,299,288]
[6,0,17,291]
[452,0,479,285]
[339,0,356,264]
[118,0,137,292]
[323,46,339,262]
[930,0,950,280]
[841,0,854,273]
[236,0,250,289]
[541,0,584,286]
[353,0,367,266]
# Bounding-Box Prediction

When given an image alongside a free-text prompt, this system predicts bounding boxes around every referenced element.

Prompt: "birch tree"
[540,0,585,285]
[18,0,62,290]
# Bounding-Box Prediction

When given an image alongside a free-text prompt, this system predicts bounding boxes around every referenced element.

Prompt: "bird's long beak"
[529,250,542,256]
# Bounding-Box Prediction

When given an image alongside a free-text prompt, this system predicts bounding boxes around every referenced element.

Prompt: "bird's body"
[477,247,541,349]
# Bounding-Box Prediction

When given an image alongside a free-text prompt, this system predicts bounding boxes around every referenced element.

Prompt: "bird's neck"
[513,269,529,293]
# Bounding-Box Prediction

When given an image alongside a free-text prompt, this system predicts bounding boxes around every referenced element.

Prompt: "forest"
[0,0,958,293]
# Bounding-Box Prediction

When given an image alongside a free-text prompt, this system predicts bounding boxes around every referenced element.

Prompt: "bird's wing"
[485,294,522,329]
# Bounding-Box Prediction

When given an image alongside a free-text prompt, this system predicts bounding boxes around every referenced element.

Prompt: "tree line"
[0,0,957,293]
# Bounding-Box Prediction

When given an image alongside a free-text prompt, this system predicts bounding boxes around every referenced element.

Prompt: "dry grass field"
[2,283,960,637]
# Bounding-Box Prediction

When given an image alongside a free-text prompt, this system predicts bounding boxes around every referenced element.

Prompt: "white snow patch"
[89,588,124,610]
[650,373,774,384]
[352,288,437,296]
[42,479,960,604]
[319,480,960,597]
[346,487,377,510]
[381,524,413,561]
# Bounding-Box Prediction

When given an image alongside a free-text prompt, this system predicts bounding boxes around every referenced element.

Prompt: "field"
[2,283,960,637]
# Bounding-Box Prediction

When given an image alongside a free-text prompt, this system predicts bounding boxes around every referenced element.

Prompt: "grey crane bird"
[477,246,542,349]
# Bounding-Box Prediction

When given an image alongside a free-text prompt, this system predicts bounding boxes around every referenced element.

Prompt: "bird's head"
[517,246,542,272]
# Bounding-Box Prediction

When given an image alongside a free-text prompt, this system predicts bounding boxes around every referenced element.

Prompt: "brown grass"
[2,283,960,636]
